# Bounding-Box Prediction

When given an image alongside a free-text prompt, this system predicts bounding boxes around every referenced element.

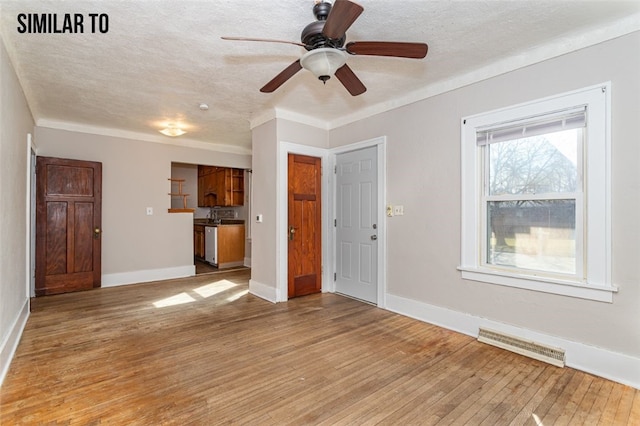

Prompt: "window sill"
[457,266,617,303]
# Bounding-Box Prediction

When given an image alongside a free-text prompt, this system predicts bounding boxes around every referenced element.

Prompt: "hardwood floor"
[195,257,219,274]
[194,258,249,275]
[1,269,638,425]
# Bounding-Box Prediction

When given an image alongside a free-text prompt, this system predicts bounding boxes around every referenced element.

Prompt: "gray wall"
[250,120,278,290]
[34,127,251,280]
[329,32,640,358]
[250,118,329,299]
[0,35,34,382]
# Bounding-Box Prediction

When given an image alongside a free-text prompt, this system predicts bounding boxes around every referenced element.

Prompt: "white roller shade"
[476,106,586,146]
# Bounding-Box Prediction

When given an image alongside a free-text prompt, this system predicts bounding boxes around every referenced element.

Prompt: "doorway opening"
[275,139,385,304]
[170,162,250,276]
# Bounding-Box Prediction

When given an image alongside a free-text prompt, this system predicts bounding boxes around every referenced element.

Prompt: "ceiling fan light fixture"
[300,48,346,83]
[159,125,187,137]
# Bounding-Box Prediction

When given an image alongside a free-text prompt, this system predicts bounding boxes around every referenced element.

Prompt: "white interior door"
[335,146,378,303]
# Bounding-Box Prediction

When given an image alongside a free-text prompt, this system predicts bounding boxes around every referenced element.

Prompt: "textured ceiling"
[1,0,639,154]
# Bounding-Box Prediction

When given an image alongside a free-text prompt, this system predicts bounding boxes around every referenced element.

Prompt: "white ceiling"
[1,1,639,154]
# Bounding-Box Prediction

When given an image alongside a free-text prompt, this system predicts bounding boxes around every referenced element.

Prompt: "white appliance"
[205,226,218,265]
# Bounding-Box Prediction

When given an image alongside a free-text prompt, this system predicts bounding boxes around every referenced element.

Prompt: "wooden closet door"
[287,154,322,298]
[36,156,102,296]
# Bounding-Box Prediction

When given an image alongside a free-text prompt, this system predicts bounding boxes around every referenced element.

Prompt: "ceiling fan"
[222,0,428,96]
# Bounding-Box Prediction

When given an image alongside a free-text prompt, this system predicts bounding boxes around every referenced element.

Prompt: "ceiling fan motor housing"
[301,2,346,50]
[313,1,332,20]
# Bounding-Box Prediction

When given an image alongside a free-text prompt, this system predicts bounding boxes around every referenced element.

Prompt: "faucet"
[209,207,221,224]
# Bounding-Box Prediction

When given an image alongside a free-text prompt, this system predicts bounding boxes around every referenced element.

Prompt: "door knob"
[289,226,296,241]
[370,235,377,241]
[94,227,101,239]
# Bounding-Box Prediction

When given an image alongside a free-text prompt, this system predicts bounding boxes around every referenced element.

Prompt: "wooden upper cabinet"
[197,166,244,207]
[220,168,244,206]
[197,166,216,207]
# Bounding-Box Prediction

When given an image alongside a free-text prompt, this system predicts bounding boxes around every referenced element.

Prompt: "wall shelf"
[168,178,194,213]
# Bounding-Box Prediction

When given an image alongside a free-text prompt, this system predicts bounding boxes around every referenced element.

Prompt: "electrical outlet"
[386,205,394,217]
[146,207,153,216]
[393,205,404,216]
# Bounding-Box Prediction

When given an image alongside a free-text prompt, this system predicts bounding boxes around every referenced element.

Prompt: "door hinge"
[334,272,337,281]
[334,219,337,227]
[334,165,337,174]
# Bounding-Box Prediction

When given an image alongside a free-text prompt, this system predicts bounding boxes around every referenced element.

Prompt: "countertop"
[194,219,245,227]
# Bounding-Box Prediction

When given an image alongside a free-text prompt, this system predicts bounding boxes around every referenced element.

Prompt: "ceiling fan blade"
[260,59,303,93]
[346,41,428,59]
[322,0,364,40]
[334,64,366,96]
[221,36,306,48]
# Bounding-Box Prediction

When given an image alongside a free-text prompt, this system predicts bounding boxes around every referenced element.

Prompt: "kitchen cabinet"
[197,166,244,207]
[193,223,245,268]
[225,168,245,206]
[193,225,205,259]
[217,224,245,268]
[197,166,218,207]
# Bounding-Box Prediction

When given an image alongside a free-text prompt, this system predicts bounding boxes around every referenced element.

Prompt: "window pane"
[489,129,580,195]
[487,200,576,274]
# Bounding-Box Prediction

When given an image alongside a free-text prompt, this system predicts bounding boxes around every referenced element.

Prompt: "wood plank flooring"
[194,258,249,275]
[1,269,638,425]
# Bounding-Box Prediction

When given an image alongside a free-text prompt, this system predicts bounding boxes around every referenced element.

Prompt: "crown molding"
[36,119,252,156]
[252,16,640,133]
[249,107,329,130]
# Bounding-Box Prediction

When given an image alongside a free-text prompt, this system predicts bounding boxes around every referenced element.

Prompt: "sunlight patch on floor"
[193,280,237,298]
[226,289,249,302]
[153,292,196,308]
[152,278,245,308]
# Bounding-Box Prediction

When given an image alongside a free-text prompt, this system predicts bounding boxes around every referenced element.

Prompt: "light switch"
[146,207,153,216]
[393,205,404,216]
[256,214,263,223]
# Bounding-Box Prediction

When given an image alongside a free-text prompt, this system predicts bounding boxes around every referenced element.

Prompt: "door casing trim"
[26,133,37,298]
[276,137,387,306]
[277,142,330,302]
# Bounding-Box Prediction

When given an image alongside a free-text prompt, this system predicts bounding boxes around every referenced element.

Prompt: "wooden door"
[288,154,322,298]
[36,156,102,296]
[335,146,378,303]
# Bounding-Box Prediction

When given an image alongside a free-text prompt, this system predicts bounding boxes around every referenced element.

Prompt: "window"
[460,83,615,302]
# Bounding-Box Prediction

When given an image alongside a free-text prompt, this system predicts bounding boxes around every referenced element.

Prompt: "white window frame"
[459,83,616,302]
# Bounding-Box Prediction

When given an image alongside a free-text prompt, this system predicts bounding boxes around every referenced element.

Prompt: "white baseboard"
[249,279,277,303]
[385,293,640,390]
[102,265,195,288]
[244,257,251,267]
[0,298,29,387]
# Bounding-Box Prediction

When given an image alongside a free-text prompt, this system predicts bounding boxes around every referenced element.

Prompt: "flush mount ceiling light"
[300,47,347,83]
[159,125,186,137]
